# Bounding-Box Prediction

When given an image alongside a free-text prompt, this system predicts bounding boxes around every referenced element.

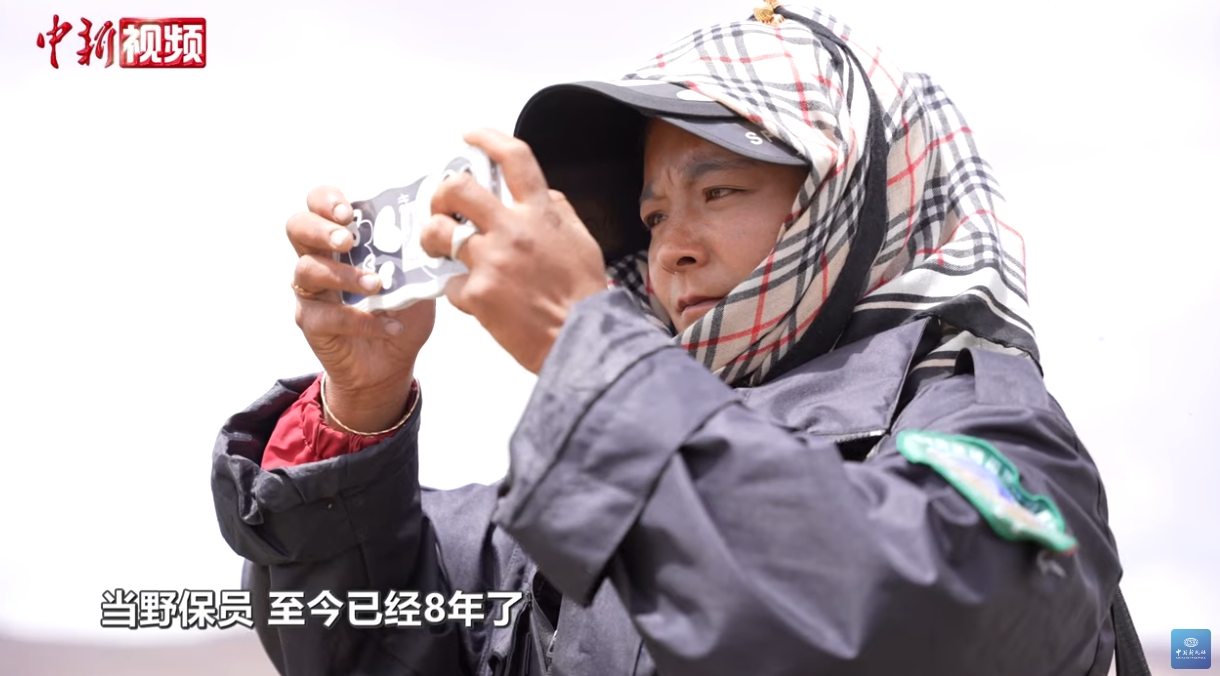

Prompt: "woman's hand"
[287,186,436,431]
[419,128,607,373]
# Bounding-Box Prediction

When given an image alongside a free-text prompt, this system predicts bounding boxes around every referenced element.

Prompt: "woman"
[212,5,1136,675]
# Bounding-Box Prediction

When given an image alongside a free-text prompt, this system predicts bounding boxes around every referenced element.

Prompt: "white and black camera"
[334,146,512,312]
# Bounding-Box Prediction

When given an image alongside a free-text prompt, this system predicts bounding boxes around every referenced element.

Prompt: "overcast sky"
[0,0,1216,650]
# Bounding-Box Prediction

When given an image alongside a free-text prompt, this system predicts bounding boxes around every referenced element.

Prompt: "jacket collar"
[736,318,937,442]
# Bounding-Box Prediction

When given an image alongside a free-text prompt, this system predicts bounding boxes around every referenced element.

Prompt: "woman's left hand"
[419,128,609,373]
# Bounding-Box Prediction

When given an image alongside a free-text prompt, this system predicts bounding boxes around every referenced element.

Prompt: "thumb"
[298,300,406,340]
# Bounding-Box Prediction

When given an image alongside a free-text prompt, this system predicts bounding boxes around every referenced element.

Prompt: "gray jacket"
[212,289,1123,675]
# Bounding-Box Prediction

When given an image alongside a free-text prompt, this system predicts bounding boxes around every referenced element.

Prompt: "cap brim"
[514,80,807,262]
[660,116,806,167]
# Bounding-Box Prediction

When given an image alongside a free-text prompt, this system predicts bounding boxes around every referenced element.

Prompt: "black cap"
[514,79,807,262]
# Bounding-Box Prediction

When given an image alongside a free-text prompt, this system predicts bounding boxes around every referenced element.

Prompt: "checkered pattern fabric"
[606,5,1037,386]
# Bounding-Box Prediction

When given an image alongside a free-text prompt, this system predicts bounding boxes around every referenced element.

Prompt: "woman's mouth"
[678,296,725,322]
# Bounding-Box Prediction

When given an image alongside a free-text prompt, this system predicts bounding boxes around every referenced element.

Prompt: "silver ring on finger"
[449,222,479,261]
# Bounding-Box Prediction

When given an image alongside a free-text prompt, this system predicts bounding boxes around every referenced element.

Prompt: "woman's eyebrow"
[640,155,760,205]
[684,156,759,182]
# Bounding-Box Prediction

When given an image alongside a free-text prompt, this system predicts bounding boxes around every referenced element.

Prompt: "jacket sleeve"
[259,375,406,471]
[211,374,477,676]
[491,289,1123,676]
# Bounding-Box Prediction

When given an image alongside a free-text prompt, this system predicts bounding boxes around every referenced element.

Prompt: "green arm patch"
[895,430,1078,554]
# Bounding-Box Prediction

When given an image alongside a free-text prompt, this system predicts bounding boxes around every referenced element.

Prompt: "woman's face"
[639,120,808,332]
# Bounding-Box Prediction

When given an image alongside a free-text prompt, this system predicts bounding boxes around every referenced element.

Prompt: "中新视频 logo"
[36,15,206,69]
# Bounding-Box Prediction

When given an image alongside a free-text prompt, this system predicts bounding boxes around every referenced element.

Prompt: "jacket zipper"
[831,429,886,443]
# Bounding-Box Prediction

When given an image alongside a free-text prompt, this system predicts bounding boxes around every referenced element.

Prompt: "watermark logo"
[1171,628,1211,670]
[36,15,206,69]
[118,18,206,68]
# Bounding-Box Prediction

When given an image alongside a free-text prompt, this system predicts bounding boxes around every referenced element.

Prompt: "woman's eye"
[706,187,736,200]
[643,213,665,229]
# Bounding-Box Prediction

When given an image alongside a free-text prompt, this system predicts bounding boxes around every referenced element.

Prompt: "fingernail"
[383,318,403,335]
[330,229,349,248]
[333,203,352,224]
[360,274,381,292]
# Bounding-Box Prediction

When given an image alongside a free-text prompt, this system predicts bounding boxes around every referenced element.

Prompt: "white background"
[0,0,1216,649]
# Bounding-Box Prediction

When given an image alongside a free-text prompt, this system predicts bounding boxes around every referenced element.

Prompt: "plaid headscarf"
[605,5,1038,387]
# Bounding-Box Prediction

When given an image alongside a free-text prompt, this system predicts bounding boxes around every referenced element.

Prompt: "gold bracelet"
[319,372,417,436]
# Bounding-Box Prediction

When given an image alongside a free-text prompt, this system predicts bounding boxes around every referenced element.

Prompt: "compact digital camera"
[334,146,512,312]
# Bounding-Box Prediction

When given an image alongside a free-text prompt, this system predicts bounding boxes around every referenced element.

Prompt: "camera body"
[334,146,511,312]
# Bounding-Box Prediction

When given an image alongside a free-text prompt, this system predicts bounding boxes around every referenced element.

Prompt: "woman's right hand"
[287,185,436,433]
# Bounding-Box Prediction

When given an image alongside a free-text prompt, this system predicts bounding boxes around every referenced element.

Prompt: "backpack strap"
[1112,585,1151,676]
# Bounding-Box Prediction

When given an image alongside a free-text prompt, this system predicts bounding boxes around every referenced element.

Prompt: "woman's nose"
[654,215,706,272]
